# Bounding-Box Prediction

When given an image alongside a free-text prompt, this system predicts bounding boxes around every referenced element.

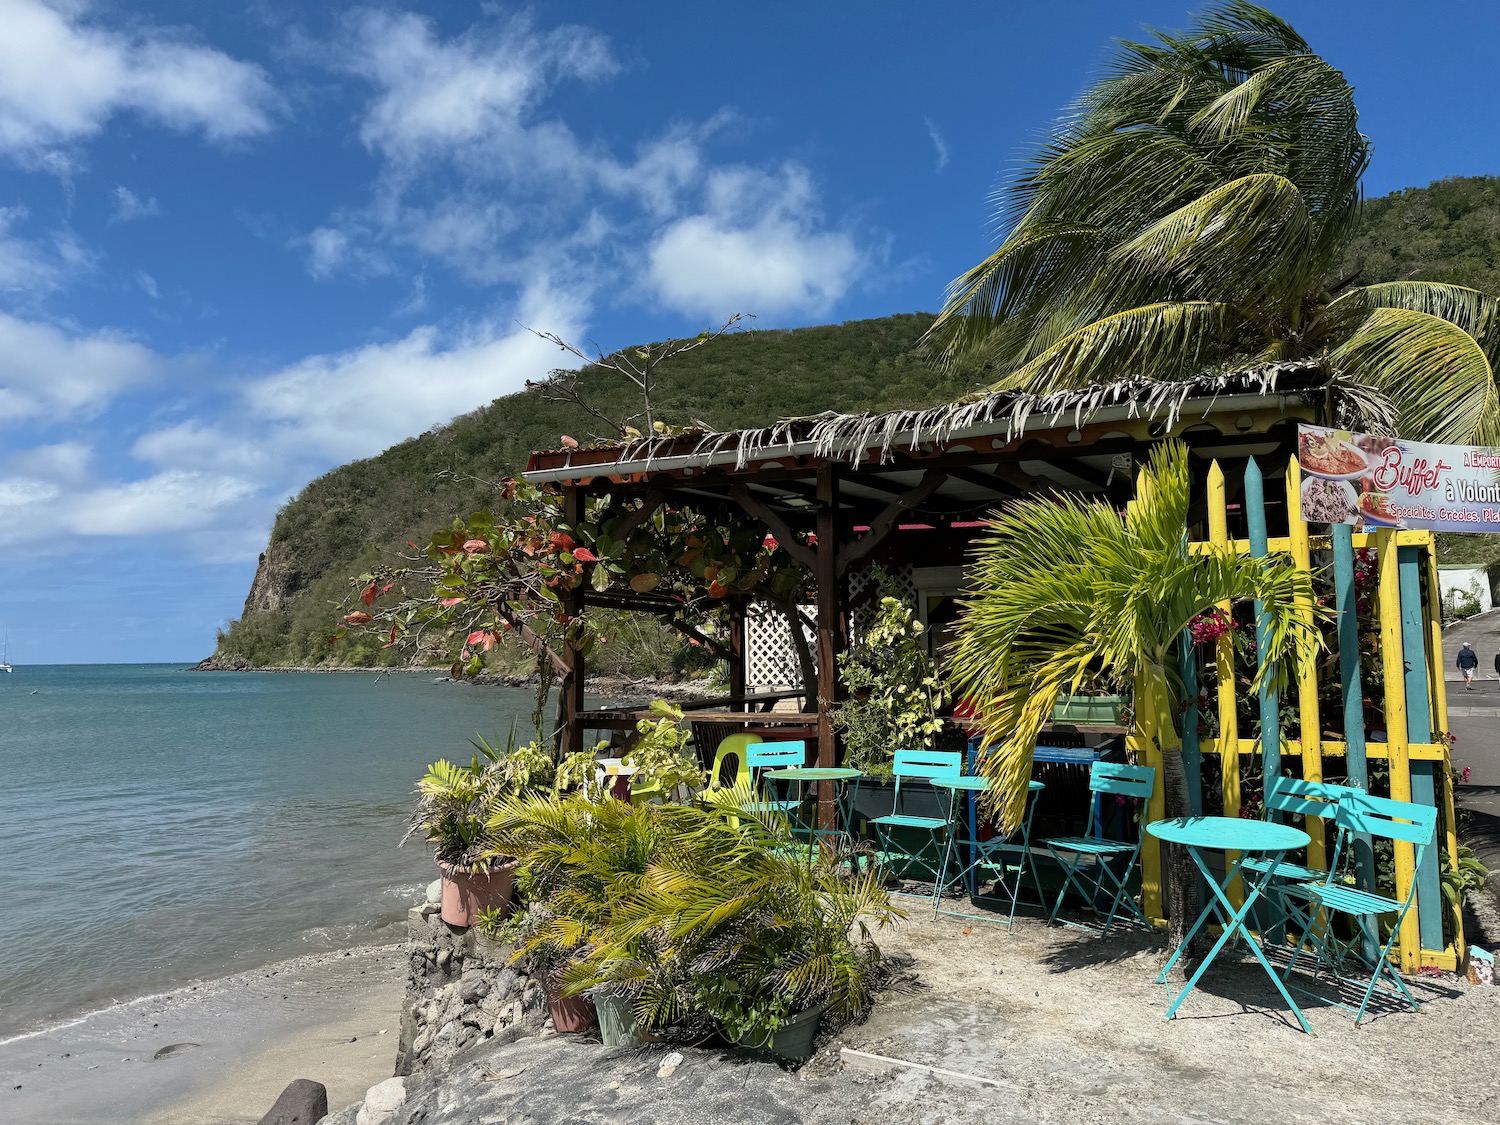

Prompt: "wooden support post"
[1398,545,1444,954]
[728,602,747,708]
[1244,457,1282,807]
[1178,634,1202,816]
[560,484,587,758]
[1422,542,1464,960]
[1332,523,1378,964]
[815,466,841,832]
[1285,460,1326,873]
[1375,530,1419,970]
[1207,461,1242,906]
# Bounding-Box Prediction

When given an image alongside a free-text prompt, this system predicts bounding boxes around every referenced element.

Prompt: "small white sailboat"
[1,631,12,673]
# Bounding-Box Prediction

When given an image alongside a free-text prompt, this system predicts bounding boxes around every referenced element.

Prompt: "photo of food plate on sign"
[1297,424,1500,532]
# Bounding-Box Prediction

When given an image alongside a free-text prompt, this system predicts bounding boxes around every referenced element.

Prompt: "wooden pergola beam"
[729,484,819,569]
[837,468,946,576]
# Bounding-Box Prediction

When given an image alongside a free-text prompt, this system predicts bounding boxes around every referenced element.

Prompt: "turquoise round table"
[1146,816,1313,1033]
[764,766,863,845]
[930,778,1046,928]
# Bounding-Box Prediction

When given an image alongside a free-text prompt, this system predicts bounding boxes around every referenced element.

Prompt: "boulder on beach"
[258,1077,329,1125]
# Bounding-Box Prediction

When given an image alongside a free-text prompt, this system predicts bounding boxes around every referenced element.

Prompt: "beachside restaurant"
[521,362,1466,975]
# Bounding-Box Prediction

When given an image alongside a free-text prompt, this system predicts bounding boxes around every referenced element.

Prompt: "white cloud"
[0,461,257,548]
[300,224,390,280]
[111,185,160,223]
[0,0,277,163]
[346,9,614,164]
[136,270,158,298]
[925,117,949,173]
[242,283,586,461]
[0,312,161,423]
[646,166,863,319]
[0,204,94,294]
[6,439,91,485]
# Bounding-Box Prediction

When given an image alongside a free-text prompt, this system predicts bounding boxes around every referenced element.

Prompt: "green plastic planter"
[736,1003,825,1062]
[593,990,650,1048]
[1050,694,1129,725]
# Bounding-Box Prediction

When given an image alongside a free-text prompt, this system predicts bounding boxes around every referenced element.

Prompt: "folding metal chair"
[1242,775,1362,932]
[1280,792,1438,1025]
[1043,761,1156,933]
[869,749,961,886]
[739,740,805,816]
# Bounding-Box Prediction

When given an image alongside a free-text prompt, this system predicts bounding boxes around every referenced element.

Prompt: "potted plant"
[409,731,557,927]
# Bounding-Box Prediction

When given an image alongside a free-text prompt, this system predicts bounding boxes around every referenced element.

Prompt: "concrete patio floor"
[352,909,1500,1125]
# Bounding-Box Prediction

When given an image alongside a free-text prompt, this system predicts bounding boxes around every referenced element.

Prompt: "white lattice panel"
[745,604,816,689]
[848,564,917,641]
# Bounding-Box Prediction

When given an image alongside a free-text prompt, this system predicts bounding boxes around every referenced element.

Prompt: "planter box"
[593,990,650,1048]
[1051,694,1129,725]
[736,1003,824,1062]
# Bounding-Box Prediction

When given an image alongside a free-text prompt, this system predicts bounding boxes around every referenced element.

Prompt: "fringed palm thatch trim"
[579,359,1393,474]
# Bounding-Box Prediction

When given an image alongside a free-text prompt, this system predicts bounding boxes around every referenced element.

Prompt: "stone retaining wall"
[394,890,547,1076]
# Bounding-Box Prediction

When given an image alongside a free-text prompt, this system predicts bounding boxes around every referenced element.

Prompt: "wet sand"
[0,945,404,1125]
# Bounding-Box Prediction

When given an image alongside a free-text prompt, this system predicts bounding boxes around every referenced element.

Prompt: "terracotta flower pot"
[542,969,597,1033]
[436,859,518,928]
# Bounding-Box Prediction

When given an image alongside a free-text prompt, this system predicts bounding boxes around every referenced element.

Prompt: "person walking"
[1493,650,1500,690]
[1458,641,1479,689]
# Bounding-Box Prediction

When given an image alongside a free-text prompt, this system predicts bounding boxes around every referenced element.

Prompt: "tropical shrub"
[485,789,901,1043]
[622,701,705,795]
[833,591,949,778]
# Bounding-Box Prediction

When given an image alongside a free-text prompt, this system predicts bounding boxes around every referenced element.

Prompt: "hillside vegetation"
[217,313,985,666]
[215,176,1500,666]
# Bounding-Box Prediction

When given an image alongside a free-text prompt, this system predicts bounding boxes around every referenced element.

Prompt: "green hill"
[215,176,1500,667]
[216,312,984,666]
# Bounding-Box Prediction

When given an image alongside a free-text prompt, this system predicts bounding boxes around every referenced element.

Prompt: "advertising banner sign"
[1297,424,1500,531]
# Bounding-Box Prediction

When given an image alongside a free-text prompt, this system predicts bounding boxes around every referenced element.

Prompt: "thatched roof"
[527,359,1393,482]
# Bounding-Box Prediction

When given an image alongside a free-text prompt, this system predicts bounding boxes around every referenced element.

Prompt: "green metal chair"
[1043,761,1156,933]
[1280,791,1438,1025]
[870,749,961,886]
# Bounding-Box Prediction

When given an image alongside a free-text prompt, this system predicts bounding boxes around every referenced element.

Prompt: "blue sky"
[1,1,1497,664]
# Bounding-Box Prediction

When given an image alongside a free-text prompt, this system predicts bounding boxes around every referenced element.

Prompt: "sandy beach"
[0,945,405,1125]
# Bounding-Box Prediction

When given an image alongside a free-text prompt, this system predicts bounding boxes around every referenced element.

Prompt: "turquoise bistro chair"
[1043,761,1156,933]
[740,739,805,816]
[870,749,961,886]
[1281,792,1438,1025]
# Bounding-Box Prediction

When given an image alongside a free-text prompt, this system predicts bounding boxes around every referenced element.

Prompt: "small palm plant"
[946,441,1323,946]
[487,786,902,1046]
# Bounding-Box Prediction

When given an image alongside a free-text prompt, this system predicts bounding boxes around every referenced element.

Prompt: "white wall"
[1438,567,1494,615]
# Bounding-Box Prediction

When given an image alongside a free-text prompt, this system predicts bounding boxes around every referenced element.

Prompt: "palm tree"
[928,1,1500,444]
[945,442,1323,946]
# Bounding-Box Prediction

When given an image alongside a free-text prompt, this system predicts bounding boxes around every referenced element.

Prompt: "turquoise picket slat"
[1398,545,1445,952]
[1243,458,1281,807]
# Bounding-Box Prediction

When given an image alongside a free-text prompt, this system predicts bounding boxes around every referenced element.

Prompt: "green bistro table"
[931,777,1045,928]
[1146,816,1313,1033]
[763,766,863,850]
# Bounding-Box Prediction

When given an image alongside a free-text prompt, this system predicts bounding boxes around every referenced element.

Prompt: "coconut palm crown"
[946,441,1323,840]
[928,2,1500,444]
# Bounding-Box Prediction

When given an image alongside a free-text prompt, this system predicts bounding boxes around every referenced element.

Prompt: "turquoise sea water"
[0,664,539,1040]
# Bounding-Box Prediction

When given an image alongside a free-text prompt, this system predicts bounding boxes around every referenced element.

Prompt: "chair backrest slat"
[1335,792,1437,847]
[893,749,961,780]
[1088,761,1155,798]
[746,740,806,769]
[1265,776,1362,820]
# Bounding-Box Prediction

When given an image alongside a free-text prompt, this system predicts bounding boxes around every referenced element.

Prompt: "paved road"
[1440,612,1500,877]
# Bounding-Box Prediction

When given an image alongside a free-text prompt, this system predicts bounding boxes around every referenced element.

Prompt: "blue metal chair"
[739,740,805,816]
[1280,792,1438,1025]
[1043,761,1156,933]
[870,749,961,886]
